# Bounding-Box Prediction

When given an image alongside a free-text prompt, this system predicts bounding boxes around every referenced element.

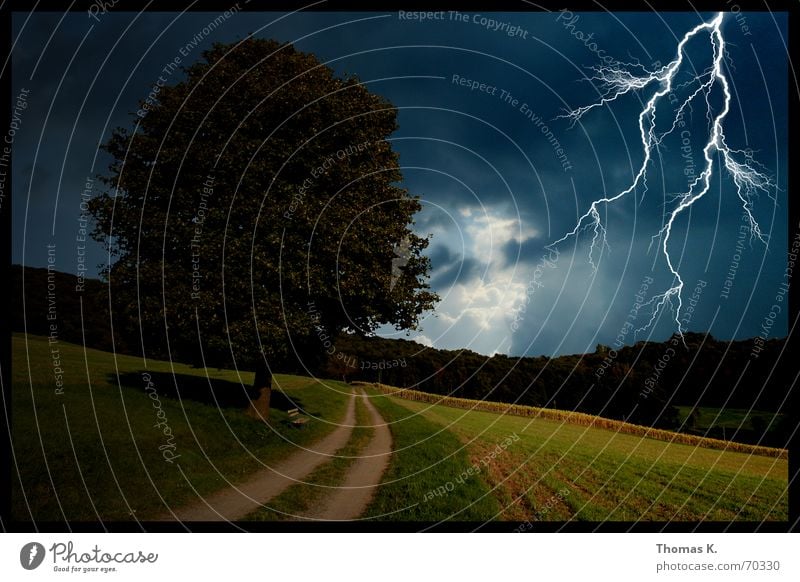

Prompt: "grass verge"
[12,334,351,521]
[362,388,502,522]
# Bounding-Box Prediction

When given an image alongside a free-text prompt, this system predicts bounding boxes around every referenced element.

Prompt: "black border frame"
[1,0,797,533]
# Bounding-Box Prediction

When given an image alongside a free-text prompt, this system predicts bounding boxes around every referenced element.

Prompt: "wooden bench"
[287,408,309,427]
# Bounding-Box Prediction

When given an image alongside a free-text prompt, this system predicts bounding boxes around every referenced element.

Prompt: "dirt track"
[158,392,357,522]
[159,387,392,522]
[298,389,392,521]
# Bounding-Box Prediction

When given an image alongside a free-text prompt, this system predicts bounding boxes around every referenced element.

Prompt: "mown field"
[361,387,788,522]
[11,335,789,523]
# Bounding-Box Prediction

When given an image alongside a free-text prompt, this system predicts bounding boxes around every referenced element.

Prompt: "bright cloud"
[383,209,538,355]
[465,213,538,265]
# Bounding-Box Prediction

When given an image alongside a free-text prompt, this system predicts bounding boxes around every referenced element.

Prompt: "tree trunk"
[246,358,272,420]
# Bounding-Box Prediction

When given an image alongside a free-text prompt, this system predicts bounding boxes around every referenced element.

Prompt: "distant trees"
[323,332,789,433]
[10,266,122,353]
[12,260,791,439]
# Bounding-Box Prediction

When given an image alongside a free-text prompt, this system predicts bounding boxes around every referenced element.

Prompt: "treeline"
[11,265,131,353]
[323,332,792,438]
[12,266,793,443]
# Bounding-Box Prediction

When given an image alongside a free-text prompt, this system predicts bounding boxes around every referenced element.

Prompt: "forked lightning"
[548,12,774,339]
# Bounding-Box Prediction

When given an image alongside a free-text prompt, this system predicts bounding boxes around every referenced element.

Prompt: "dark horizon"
[10,263,790,362]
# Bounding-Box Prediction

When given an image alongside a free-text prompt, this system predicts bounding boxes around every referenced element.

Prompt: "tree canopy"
[89,38,437,372]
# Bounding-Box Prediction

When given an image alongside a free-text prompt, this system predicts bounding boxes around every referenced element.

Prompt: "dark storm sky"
[11,9,789,357]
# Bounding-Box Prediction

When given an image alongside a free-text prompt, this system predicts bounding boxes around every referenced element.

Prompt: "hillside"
[12,265,792,443]
[11,334,352,521]
[11,335,788,523]
[361,385,788,522]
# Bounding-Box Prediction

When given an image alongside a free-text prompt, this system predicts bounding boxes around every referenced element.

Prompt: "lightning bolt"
[28,545,38,566]
[548,12,774,339]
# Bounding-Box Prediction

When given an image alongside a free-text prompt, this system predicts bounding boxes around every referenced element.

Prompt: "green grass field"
[676,405,782,431]
[363,389,788,522]
[11,335,789,523]
[362,393,502,521]
[11,334,352,521]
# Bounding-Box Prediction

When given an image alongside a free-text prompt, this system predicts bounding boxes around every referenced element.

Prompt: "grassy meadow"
[11,334,789,523]
[11,334,352,521]
[362,387,788,522]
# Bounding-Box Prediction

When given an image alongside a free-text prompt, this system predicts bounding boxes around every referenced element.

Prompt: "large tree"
[89,39,437,417]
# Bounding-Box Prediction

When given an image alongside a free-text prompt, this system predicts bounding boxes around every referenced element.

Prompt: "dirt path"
[299,389,392,521]
[158,392,357,522]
